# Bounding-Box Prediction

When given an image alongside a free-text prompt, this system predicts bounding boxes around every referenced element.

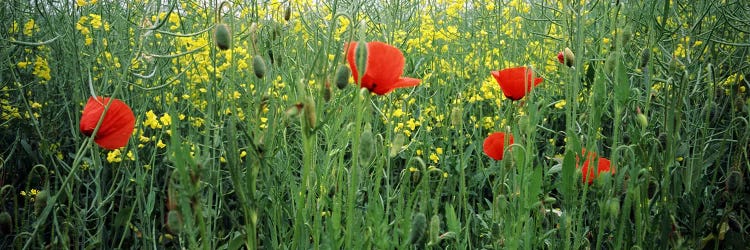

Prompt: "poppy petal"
[80,97,136,150]
[345,41,420,95]
[482,132,514,160]
[577,149,614,184]
[372,77,421,95]
[491,67,543,100]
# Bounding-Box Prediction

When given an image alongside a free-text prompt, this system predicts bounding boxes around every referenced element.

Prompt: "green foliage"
[1,0,749,249]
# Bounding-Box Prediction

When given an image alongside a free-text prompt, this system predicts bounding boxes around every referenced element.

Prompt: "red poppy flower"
[577,149,614,184]
[345,41,421,95]
[490,67,543,101]
[79,96,136,150]
[557,52,565,64]
[483,132,514,160]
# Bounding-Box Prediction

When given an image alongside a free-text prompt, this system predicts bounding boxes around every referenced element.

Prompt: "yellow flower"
[159,113,172,127]
[143,110,162,129]
[554,100,566,109]
[429,153,439,164]
[107,149,123,163]
[156,139,166,149]
[436,147,443,155]
[23,19,36,36]
[393,108,404,118]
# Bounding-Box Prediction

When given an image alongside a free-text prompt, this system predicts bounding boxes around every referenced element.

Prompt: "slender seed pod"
[214,23,231,50]
[252,55,266,78]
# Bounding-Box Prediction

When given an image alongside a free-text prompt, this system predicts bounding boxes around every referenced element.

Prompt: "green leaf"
[444,204,460,234]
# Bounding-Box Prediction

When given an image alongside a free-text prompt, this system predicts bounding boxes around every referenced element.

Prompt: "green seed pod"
[214,23,231,51]
[409,212,427,246]
[252,55,266,78]
[0,212,12,234]
[284,4,291,21]
[359,123,375,167]
[389,133,406,158]
[640,48,650,68]
[166,210,183,234]
[334,65,351,90]
[34,190,48,215]
[355,42,368,80]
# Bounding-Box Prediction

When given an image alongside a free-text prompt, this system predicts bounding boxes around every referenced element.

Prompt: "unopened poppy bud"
[636,107,648,128]
[249,22,258,36]
[304,97,316,128]
[359,123,375,166]
[409,212,427,246]
[355,42,368,81]
[214,23,231,50]
[284,4,291,21]
[607,198,620,217]
[429,214,440,245]
[166,210,183,234]
[450,107,462,128]
[605,52,616,74]
[34,190,48,215]
[335,65,351,90]
[620,27,633,47]
[252,55,266,78]
[284,103,303,119]
[562,47,575,67]
[640,48,650,68]
[727,170,742,192]
[0,212,10,234]
[389,133,406,158]
[322,82,332,102]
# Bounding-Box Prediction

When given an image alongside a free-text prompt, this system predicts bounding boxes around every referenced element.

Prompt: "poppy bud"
[322,82,332,102]
[214,23,231,51]
[620,27,632,47]
[636,107,648,129]
[389,133,406,158]
[304,97,316,129]
[354,42,368,81]
[285,103,303,119]
[640,48,650,68]
[334,65,351,90]
[283,4,291,21]
[409,212,427,246]
[0,212,11,234]
[727,170,742,192]
[429,214,440,245]
[34,190,48,215]
[562,47,575,67]
[605,52,616,74]
[607,198,620,217]
[359,123,375,166]
[252,55,266,78]
[166,210,183,234]
[450,107,462,128]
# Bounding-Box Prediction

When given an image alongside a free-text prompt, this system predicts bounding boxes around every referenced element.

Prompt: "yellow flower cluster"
[76,14,110,46]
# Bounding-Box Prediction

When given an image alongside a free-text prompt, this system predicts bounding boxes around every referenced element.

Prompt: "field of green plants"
[2,0,749,249]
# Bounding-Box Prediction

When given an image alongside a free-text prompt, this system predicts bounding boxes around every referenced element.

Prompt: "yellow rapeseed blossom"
[107,149,123,163]
[429,152,439,164]
[160,113,172,127]
[23,19,37,36]
[143,110,162,129]
[555,100,566,109]
[156,139,167,149]
[32,56,51,81]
